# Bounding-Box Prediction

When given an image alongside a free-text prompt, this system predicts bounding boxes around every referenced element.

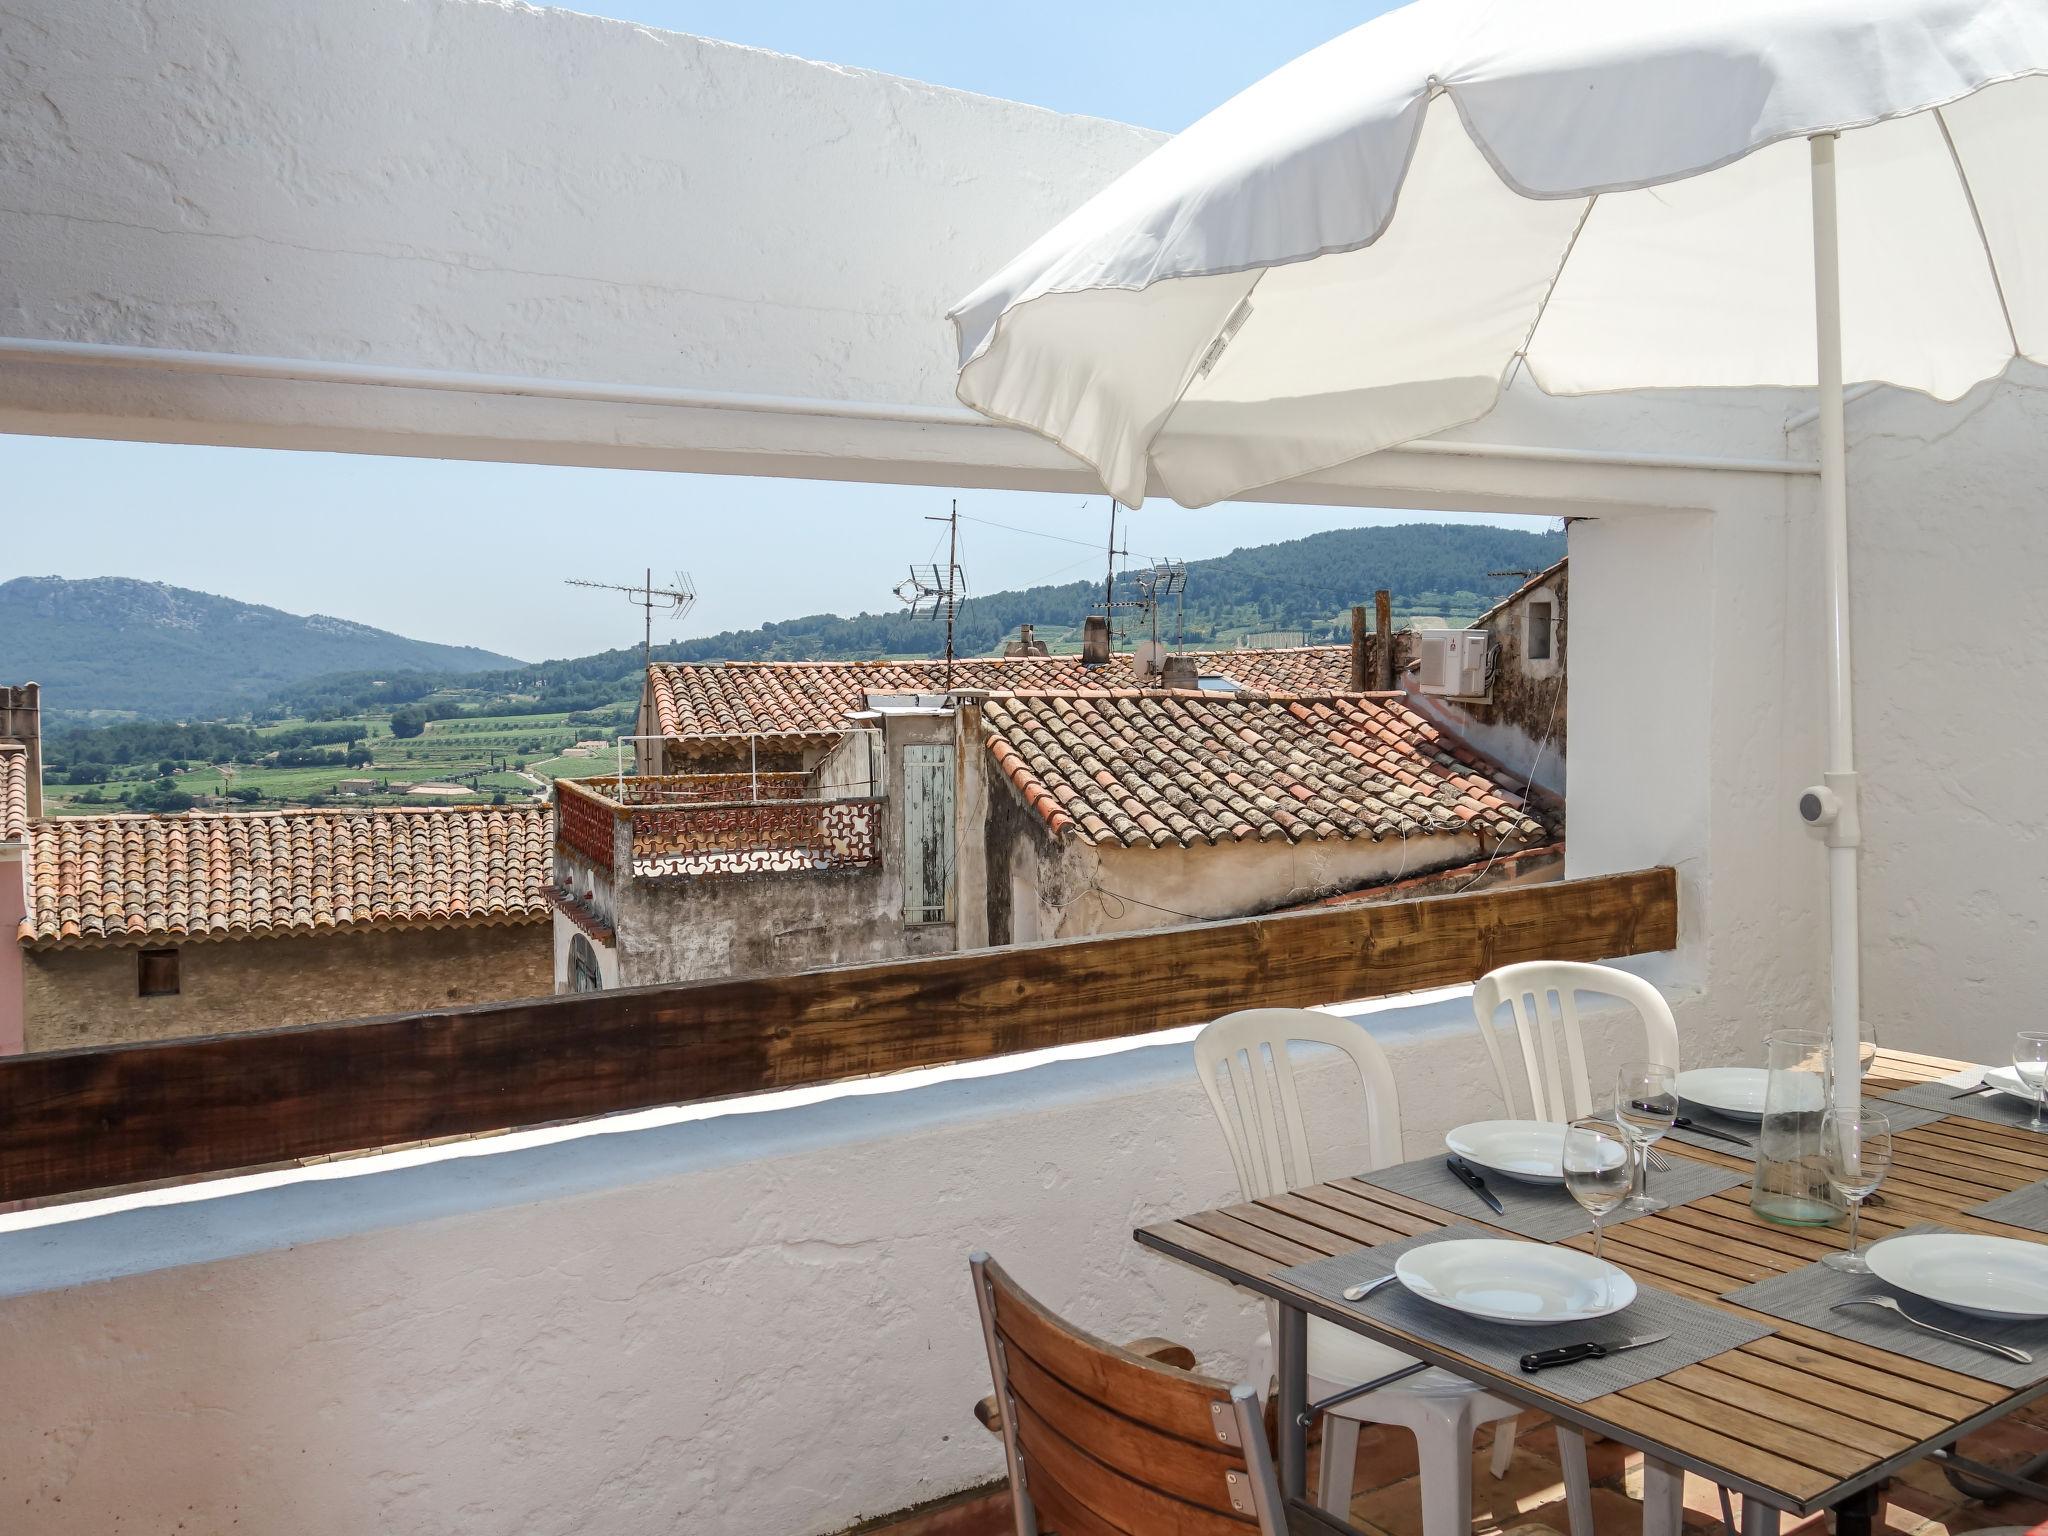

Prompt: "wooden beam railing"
[0,867,1675,1204]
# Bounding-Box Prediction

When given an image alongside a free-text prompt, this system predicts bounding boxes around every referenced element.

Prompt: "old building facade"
[561,660,1561,988]
[18,803,553,1049]
[1406,557,1567,795]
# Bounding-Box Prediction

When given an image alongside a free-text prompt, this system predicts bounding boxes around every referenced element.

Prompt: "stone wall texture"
[22,922,553,1050]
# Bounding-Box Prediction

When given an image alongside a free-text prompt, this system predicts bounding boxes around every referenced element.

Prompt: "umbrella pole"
[1809,133,1863,1111]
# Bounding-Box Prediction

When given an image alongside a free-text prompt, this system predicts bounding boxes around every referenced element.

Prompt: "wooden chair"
[970,1251,1356,1536]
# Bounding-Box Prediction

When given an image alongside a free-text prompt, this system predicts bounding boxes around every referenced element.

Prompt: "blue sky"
[1,0,1541,666]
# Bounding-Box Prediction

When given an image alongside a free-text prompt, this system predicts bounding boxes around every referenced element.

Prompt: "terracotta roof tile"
[19,805,550,949]
[980,691,1559,850]
[0,745,26,845]
[645,648,1357,740]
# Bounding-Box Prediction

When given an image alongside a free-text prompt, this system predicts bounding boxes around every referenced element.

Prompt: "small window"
[569,933,604,994]
[138,948,180,997]
[1526,598,1555,662]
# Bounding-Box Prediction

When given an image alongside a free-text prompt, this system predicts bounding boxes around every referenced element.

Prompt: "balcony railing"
[555,774,882,878]
[600,772,812,805]
[555,778,618,872]
[628,795,883,875]
[0,868,1676,1203]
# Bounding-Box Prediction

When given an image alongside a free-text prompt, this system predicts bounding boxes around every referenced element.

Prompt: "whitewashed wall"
[1818,368,2048,1066]
[0,993,1656,1536]
[0,0,1163,485]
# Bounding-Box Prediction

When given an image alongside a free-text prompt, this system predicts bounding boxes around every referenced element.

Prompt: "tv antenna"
[1100,501,1132,645]
[894,501,969,688]
[1118,560,1187,677]
[564,569,696,670]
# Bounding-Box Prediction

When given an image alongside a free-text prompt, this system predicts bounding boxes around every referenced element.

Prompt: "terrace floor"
[874,1412,2048,1536]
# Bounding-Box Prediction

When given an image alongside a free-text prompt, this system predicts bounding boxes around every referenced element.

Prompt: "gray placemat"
[1968,1181,2048,1232]
[1723,1224,2048,1388]
[1882,1077,2048,1131]
[1280,1225,1773,1404]
[1355,1151,1748,1240]
[1665,1108,1767,1159]
[1669,1101,1941,1161]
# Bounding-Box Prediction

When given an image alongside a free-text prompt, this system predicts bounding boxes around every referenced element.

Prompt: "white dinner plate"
[1396,1238,1638,1326]
[1675,1066,1783,1123]
[1445,1120,1576,1185]
[1977,1065,2045,1105]
[1867,1233,2048,1320]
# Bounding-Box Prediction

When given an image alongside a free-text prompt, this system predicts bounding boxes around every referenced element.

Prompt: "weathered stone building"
[1406,557,1567,795]
[18,804,553,1049]
[557,671,1559,988]
[0,683,40,1056]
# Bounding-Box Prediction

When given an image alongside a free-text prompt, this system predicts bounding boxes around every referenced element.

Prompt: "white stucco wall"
[0,990,1662,1536]
[1811,367,2048,1066]
[0,0,1165,487]
[1043,830,1497,939]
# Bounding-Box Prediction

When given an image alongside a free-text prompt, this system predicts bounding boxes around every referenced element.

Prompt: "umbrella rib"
[1934,106,2021,358]
[1506,193,1599,387]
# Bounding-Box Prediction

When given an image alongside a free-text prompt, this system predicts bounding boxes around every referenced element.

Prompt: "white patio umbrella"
[950,0,2048,1109]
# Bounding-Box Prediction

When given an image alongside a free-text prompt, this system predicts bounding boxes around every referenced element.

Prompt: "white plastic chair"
[1194,1008,1593,1534]
[1471,962,1692,1536]
[1471,961,1679,1122]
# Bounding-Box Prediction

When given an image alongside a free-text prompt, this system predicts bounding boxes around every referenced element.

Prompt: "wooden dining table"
[1135,1047,2048,1535]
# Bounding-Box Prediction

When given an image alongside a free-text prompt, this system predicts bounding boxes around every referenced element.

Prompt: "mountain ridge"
[262,521,1565,724]
[1,576,526,720]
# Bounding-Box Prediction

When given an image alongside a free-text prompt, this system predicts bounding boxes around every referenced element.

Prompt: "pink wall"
[0,856,24,1056]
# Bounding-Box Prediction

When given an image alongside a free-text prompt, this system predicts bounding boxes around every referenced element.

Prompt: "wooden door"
[902,743,955,925]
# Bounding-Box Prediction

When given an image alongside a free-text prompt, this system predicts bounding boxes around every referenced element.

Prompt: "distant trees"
[388,707,429,739]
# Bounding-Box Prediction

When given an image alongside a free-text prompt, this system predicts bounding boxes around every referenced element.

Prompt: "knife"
[1446,1155,1505,1215]
[1951,1082,1998,1099]
[1672,1116,1752,1148]
[1520,1333,1671,1373]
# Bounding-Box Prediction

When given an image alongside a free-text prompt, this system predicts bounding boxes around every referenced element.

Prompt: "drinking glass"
[1564,1117,1633,1261]
[1820,1106,1893,1273]
[1826,1018,1881,1102]
[1616,1060,1678,1213]
[2016,1032,2048,1133]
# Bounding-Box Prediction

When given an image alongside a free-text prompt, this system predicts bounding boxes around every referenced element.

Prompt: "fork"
[1648,1147,1673,1173]
[1831,1296,2033,1364]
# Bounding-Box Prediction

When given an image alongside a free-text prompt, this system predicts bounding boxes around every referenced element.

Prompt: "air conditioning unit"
[1417,629,1491,699]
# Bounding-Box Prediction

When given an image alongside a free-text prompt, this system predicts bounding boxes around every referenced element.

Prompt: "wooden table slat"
[1135,1048,2042,1514]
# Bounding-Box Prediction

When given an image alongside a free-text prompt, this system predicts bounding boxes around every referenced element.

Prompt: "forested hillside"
[265,521,1563,721]
[3,576,523,720]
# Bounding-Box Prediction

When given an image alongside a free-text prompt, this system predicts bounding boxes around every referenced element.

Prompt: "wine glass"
[1564,1118,1633,1261]
[1820,1105,1893,1272]
[1616,1061,1678,1212]
[2016,1032,2048,1133]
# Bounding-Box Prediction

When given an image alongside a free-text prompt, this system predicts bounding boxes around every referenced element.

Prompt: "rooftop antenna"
[1119,559,1186,676]
[565,569,697,671]
[893,501,968,688]
[1101,500,1132,645]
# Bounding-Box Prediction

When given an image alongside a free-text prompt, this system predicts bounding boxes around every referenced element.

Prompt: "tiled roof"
[20,805,551,949]
[980,691,1558,849]
[0,745,26,846]
[646,647,1357,740]
[1474,556,1567,627]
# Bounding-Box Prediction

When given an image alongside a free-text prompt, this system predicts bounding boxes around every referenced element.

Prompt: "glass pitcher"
[1751,1030,1844,1225]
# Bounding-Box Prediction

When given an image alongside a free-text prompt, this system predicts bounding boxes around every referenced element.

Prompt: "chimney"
[1003,623,1049,658]
[1080,615,1111,666]
[1375,590,1394,690]
[1349,606,1369,691]
[0,682,42,820]
[1160,655,1200,691]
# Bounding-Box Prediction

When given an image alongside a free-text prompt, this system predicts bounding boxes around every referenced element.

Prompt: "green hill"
[1,576,525,721]
[263,521,1563,723]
